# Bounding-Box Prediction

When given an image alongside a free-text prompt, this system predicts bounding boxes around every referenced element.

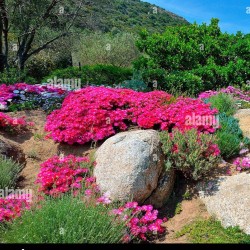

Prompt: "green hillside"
[73,0,189,33]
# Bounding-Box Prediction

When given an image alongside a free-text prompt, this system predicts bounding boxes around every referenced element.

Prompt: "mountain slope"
[74,0,189,33]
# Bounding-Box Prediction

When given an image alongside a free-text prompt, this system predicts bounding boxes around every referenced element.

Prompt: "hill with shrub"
[72,0,189,33]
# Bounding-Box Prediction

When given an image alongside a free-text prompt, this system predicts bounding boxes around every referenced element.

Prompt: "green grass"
[174,202,182,215]
[0,155,24,192]
[0,195,127,243]
[176,218,250,243]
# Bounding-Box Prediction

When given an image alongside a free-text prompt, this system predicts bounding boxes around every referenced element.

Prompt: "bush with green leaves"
[0,68,37,85]
[43,65,133,87]
[206,93,237,116]
[0,155,24,192]
[0,195,126,243]
[162,71,203,96]
[160,129,221,181]
[135,18,250,94]
[215,113,250,159]
[72,32,140,68]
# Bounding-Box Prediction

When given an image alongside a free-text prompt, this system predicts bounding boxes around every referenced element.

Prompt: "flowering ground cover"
[35,155,93,196]
[233,157,250,171]
[0,112,34,131]
[1,83,249,244]
[199,86,250,102]
[0,83,67,112]
[0,195,31,222]
[45,86,218,145]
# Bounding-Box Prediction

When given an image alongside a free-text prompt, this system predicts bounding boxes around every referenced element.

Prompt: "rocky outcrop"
[198,173,250,235]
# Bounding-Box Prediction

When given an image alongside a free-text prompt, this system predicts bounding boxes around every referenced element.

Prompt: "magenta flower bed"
[113,202,166,242]
[199,86,250,102]
[0,196,31,222]
[0,112,34,131]
[0,83,66,106]
[45,86,218,145]
[35,155,91,196]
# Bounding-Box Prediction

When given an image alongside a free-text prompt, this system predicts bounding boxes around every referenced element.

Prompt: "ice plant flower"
[233,157,250,171]
[45,86,218,145]
[35,155,91,196]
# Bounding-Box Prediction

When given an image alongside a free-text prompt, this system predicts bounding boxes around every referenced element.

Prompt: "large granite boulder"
[94,130,175,207]
[197,172,250,235]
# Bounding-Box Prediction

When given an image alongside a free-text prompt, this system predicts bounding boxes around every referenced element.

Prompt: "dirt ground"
[160,198,210,243]
[0,110,95,194]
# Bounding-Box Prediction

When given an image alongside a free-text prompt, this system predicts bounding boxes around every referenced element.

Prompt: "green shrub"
[215,113,250,159]
[42,65,133,86]
[0,155,24,192]
[1,195,126,243]
[72,32,140,68]
[0,68,37,85]
[8,100,37,112]
[163,71,203,96]
[176,218,250,243]
[160,129,221,181]
[135,19,250,92]
[237,100,250,109]
[207,93,237,116]
[141,68,167,90]
[26,52,57,82]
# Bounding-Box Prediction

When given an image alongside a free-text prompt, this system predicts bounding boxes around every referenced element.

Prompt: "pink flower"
[45,87,218,145]
[233,157,250,171]
[96,192,112,205]
[84,189,92,197]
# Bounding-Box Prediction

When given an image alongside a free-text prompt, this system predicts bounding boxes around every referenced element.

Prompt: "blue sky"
[142,0,250,34]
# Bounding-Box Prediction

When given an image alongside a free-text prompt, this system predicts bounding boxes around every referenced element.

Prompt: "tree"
[0,0,86,72]
[135,18,250,93]
[0,0,8,71]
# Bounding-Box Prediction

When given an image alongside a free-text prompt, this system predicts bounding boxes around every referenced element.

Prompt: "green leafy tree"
[135,18,250,93]
[0,0,86,71]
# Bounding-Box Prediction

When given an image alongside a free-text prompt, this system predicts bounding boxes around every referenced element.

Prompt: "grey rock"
[144,169,175,208]
[198,173,250,235]
[94,130,164,204]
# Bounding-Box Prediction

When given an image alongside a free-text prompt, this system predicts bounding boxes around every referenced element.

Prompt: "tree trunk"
[17,54,26,71]
[0,16,4,72]
[0,0,8,72]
